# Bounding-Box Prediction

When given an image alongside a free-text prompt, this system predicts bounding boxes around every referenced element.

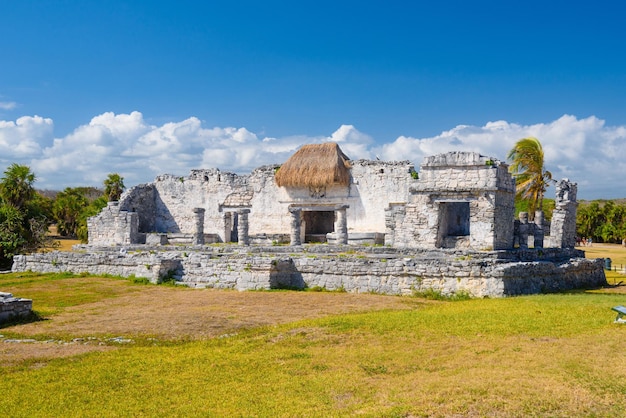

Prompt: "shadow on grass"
[0,310,47,329]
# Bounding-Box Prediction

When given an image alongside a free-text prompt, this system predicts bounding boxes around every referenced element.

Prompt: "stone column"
[335,207,348,245]
[222,212,233,243]
[289,208,302,246]
[518,212,529,249]
[237,209,250,246]
[533,210,544,248]
[550,179,578,248]
[193,208,205,245]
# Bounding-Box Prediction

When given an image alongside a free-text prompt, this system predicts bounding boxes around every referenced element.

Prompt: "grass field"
[1,245,625,417]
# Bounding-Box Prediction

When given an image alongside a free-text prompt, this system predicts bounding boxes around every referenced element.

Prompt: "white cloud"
[375,115,626,199]
[0,112,624,199]
[0,115,52,161]
[0,101,17,110]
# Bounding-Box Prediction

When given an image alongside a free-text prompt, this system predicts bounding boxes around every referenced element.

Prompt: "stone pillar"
[222,212,232,243]
[550,179,578,248]
[533,210,544,248]
[192,208,205,245]
[237,209,250,246]
[518,212,529,249]
[335,207,348,245]
[289,209,302,246]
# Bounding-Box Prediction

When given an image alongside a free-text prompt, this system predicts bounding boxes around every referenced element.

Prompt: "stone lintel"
[288,203,349,212]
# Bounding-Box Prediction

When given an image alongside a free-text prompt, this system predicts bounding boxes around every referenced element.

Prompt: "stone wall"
[12,252,179,284]
[87,202,139,245]
[12,246,606,298]
[0,292,32,323]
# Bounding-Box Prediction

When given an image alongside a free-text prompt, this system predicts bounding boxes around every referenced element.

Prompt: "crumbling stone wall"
[87,202,139,245]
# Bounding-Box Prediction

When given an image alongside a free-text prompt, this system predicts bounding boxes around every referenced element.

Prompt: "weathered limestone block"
[0,292,33,323]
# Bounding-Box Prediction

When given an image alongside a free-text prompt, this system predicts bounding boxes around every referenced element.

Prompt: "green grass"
[1,290,625,416]
[2,243,626,418]
[0,271,144,316]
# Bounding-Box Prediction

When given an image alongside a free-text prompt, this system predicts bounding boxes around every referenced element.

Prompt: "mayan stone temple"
[13,143,606,297]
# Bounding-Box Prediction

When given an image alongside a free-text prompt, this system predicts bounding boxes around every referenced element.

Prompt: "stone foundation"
[0,292,33,323]
[12,246,606,297]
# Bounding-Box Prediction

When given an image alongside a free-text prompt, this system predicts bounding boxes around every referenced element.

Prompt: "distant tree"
[104,173,125,202]
[0,205,27,267]
[0,163,36,209]
[76,196,107,242]
[53,188,89,237]
[577,200,626,243]
[507,137,553,220]
[0,164,54,268]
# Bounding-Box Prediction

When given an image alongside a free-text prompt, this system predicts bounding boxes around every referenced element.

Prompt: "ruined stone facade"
[12,148,603,297]
[86,150,578,252]
[89,160,417,247]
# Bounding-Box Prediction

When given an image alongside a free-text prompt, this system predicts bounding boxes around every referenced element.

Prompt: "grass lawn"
[1,246,625,417]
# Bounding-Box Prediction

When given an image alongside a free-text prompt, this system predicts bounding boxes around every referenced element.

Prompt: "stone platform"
[12,245,606,298]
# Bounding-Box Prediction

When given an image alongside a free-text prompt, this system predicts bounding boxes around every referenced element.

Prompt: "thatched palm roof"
[274,143,351,188]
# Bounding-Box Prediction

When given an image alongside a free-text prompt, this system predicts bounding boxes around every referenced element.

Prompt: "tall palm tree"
[507,137,552,218]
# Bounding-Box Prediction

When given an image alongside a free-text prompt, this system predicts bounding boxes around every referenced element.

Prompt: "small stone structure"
[12,145,606,296]
[385,152,515,250]
[0,292,32,323]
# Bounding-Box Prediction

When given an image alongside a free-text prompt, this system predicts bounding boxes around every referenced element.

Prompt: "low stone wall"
[12,251,180,284]
[0,292,33,323]
[12,246,607,297]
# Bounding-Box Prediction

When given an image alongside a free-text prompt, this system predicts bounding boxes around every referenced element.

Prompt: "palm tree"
[0,163,36,209]
[507,137,552,219]
[104,173,125,202]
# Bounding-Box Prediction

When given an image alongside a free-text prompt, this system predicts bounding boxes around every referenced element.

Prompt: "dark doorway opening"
[303,211,335,243]
[442,202,470,236]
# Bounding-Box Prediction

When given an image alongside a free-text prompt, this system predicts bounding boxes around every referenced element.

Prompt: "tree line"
[0,164,124,269]
[577,200,626,244]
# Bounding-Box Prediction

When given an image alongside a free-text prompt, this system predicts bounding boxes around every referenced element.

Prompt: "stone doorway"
[438,201,470,248]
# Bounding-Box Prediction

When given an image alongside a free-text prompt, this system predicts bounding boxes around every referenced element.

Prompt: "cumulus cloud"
[374,115,626,199]
[0,115,52,161]
[0,111,624,199]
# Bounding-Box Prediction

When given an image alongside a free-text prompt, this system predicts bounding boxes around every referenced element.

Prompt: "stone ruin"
[11,146,606,297]
[0,292,32,324]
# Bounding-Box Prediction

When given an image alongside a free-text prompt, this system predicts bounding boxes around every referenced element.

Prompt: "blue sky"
[1,1,625,199]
